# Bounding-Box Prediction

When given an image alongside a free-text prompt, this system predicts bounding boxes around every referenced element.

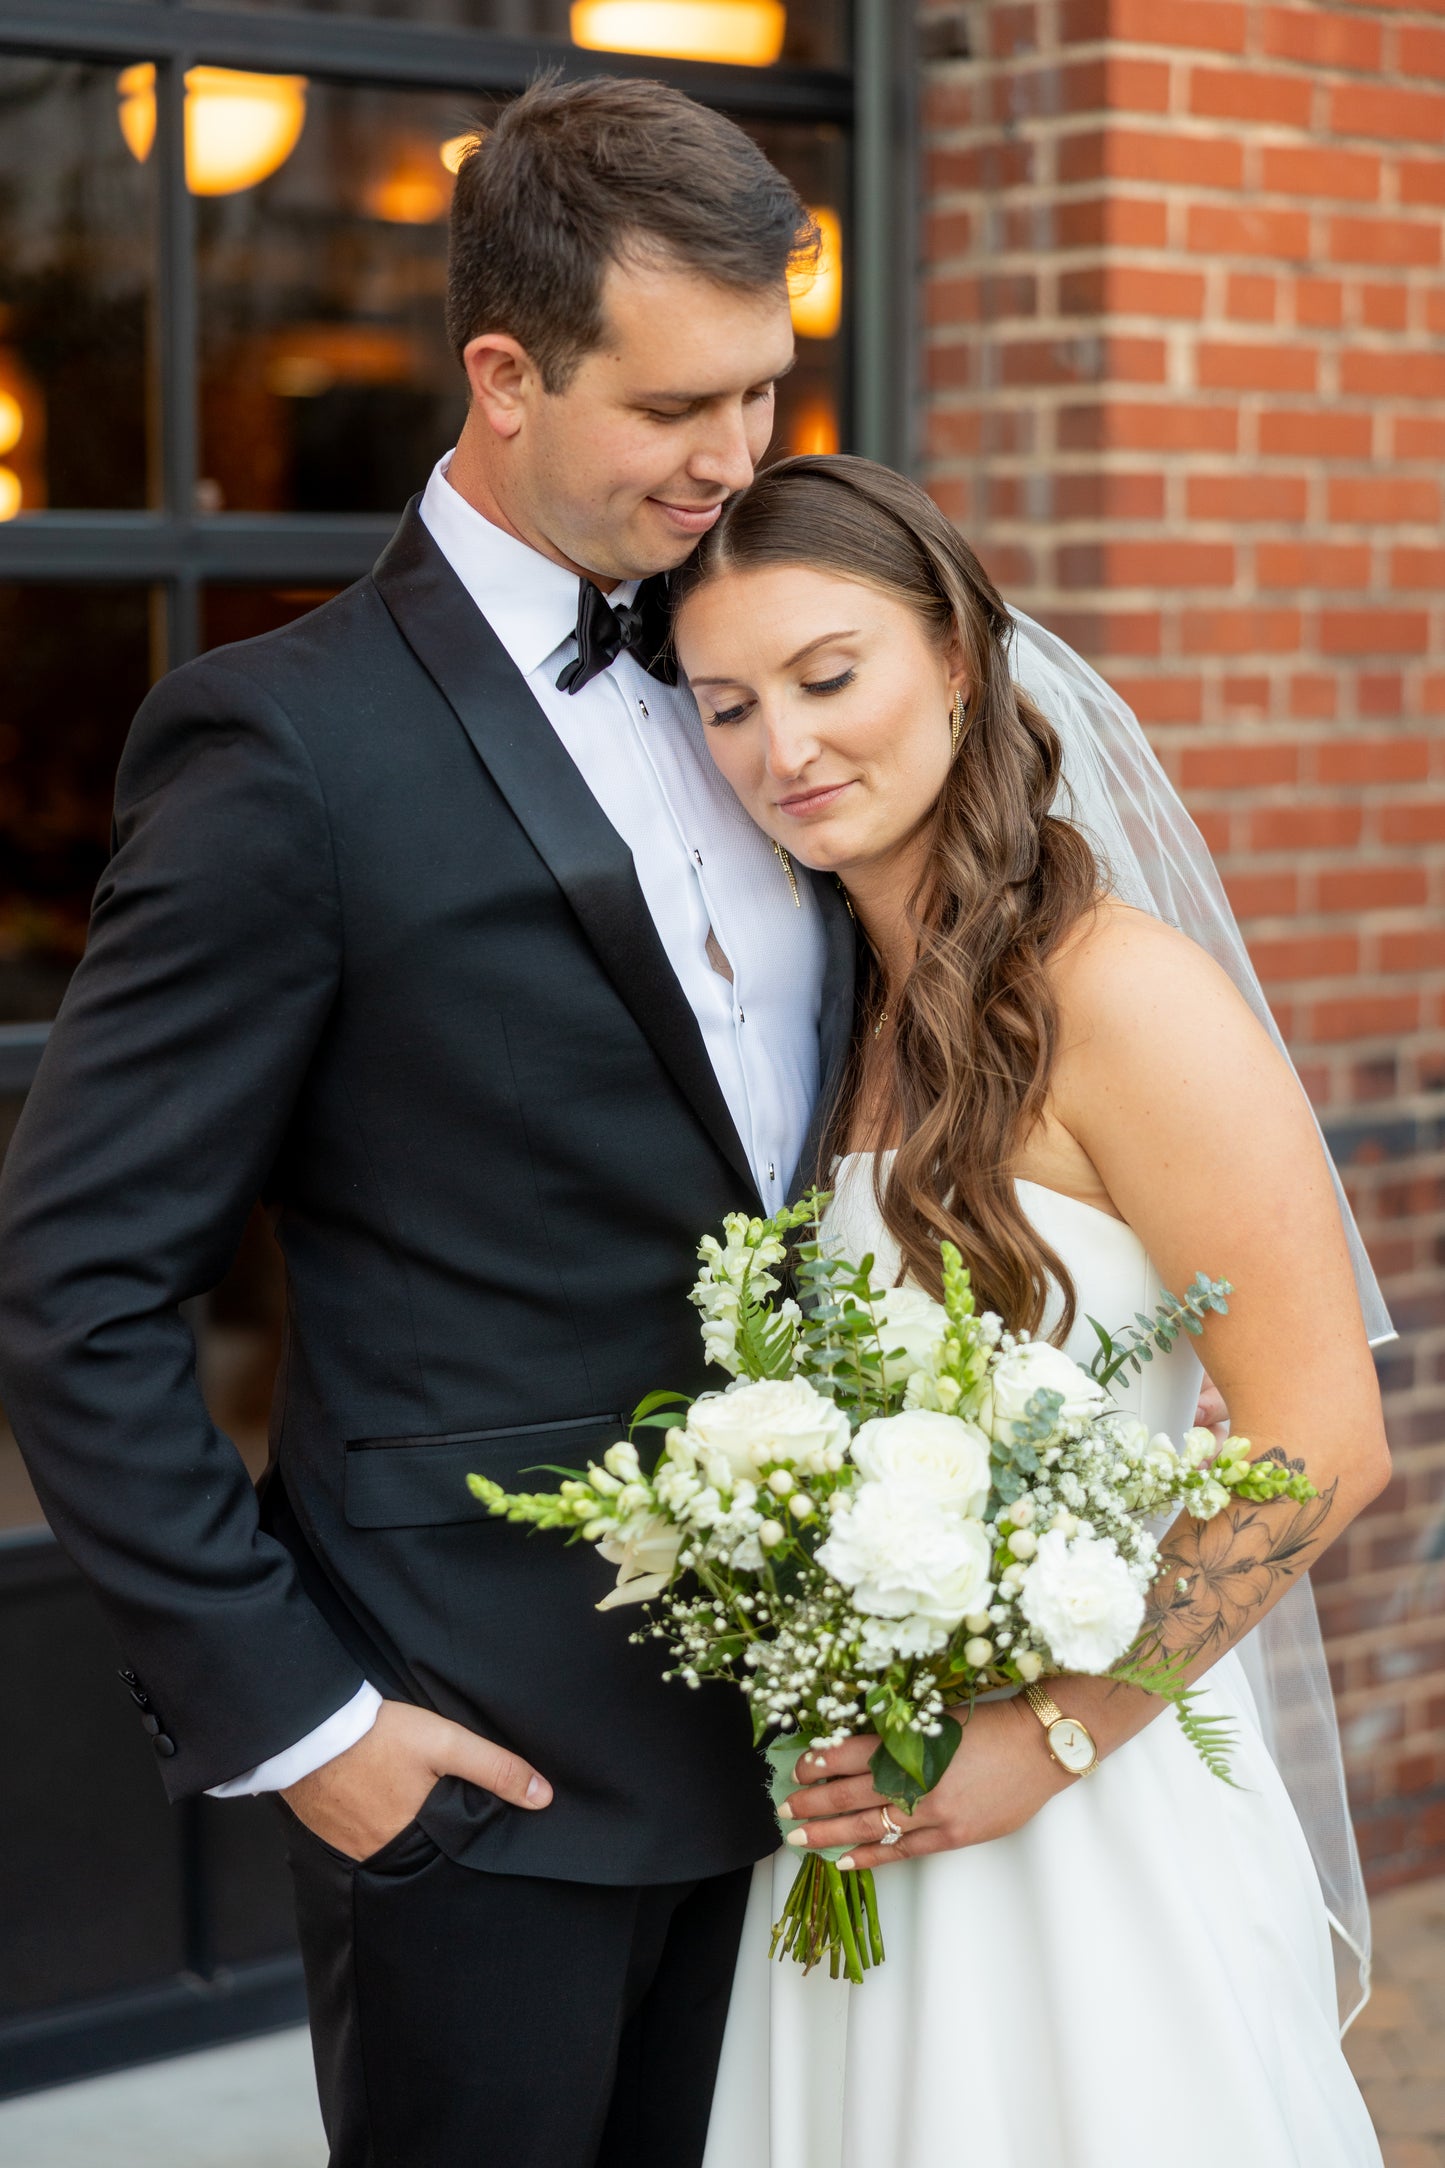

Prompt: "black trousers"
[278,1803,753,2168]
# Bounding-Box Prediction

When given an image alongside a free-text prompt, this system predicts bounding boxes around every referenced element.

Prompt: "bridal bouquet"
[468,1195,1315,1983]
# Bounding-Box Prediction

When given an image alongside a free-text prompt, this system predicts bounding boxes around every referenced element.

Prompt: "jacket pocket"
[342,1413,625,1530]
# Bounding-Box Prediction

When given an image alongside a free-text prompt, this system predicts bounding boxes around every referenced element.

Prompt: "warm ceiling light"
[571,2,786,65]
[118,64,308,196]
[0,468,21,522]
[789,394,839,457]
[0,391,21,459]
[440,134,480,176]
[789,206,842,340]
[368,165,451,224]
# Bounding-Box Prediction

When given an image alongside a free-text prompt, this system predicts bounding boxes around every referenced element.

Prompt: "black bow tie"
[556,573,678,695]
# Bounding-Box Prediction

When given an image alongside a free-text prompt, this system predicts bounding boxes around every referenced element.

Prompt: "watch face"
[1048,1717,1096,1774]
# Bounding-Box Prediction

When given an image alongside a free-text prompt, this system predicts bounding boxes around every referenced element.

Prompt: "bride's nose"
[758,702,822,782]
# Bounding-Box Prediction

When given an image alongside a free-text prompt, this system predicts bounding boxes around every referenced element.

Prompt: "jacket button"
[141,1714,160,1736]
[129,1687,151,1710]
[153,1734,176,1757]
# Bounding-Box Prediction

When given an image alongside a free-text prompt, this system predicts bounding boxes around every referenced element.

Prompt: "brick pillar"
[920,0,1445,1883]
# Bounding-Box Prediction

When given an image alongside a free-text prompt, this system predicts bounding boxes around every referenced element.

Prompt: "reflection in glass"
[0,585,154,1022]
[0,60,154,511]
[119,65,309,198]
[748,121,846,459]
[197,83,469,513]
[572,2,785,64]
[203,585,341,653]
[209,0,847,65]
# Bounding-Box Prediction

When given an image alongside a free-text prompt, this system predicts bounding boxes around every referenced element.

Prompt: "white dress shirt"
[209,456,829,1797]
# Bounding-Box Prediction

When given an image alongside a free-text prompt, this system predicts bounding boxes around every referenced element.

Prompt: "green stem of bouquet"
[768,1855,884,1987]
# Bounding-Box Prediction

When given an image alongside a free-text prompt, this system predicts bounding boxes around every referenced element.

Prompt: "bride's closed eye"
[802,667,856,699]
[701,667,857,730]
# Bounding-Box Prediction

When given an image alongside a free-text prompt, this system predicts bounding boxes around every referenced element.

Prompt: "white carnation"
[817,1484,992,1625]
[852,1409,991,1520]
[981,1341,1108,1446]
[874,1285,950,1382]
[1017,1527,1145,1672]
[685,1377,850,1482]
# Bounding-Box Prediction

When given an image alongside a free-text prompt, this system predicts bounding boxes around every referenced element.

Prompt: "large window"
[0,2,912,1533]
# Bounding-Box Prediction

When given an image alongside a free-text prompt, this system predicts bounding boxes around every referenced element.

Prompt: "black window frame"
[0,0,915,1092]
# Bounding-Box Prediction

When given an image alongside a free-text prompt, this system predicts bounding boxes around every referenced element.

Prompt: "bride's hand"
[779,1698,1071,1871]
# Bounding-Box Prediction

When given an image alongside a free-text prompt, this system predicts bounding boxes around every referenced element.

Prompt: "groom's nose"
[685,402,757,497]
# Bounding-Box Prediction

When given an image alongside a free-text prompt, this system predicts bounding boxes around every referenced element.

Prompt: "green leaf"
[629,1389,692,1432]
[868,1738,926,1813]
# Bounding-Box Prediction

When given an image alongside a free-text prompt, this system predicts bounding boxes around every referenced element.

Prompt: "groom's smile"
[449,251,796,587]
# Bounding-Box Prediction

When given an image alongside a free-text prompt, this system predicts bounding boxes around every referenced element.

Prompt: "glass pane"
[0,59,156,512]
[0,584,154,1024]
[752,118,847,458]
[209,1,847,65]
[197,82,468,513]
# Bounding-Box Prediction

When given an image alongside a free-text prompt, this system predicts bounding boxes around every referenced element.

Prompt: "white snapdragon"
[595,1510,684,1611]
[851,1409,992,1519]
[1017,1527,1145,1672]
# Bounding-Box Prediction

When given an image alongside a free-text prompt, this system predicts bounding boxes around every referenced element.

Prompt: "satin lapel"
[373,501,760,1204]
[789,872,858,1204]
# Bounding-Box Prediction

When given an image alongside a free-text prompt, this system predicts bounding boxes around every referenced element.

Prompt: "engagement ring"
[878,1807,902,1847]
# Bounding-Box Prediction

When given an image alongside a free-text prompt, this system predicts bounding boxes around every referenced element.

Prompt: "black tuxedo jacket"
[0,503,856,1884]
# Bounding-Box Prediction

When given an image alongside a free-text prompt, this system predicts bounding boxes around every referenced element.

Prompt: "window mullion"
[154,49,200,664]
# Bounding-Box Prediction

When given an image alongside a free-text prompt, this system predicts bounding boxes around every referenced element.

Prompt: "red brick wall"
[918,0,1445,1883]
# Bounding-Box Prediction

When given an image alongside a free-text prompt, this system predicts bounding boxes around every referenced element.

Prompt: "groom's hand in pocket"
[281,1699,552,1863]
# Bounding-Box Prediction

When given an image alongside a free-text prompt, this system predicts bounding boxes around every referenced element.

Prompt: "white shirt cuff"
[205,1681,384,1798]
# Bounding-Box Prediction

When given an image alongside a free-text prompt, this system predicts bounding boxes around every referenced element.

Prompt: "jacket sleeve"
[0,655,366,1797]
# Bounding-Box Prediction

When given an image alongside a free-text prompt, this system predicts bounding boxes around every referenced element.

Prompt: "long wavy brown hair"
[674,454,1103,1339]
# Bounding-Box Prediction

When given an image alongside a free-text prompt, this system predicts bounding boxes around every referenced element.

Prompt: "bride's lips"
[776,780,854,820]
[650,498,724,536]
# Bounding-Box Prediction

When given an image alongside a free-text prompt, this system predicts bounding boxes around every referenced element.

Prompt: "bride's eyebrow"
[689,634,859,690]
[783,630,859,669]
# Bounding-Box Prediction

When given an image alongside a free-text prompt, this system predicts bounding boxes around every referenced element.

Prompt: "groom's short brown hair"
[446,73,816,392]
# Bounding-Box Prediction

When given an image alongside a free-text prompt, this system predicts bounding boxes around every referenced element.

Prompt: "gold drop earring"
[950,689,967,754]
[773,840,800,908]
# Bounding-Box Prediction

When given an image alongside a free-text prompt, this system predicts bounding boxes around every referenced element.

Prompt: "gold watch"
[1024,1683,1099,1777]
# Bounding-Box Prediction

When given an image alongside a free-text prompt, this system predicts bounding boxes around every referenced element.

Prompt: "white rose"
[874,1285,949,1382]
[851,1409,992,1520]
[1016,1527,1145,1672]
[685,1377,850,1483]
[817,1484,993,1624]
[594,1511,684,1611]
[980,1341,1107,1446]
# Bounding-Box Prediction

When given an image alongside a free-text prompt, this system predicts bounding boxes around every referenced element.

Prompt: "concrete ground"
[1346,1876,1445,2168]
[0,2027,326,2167]
[0,1877,1438,2164]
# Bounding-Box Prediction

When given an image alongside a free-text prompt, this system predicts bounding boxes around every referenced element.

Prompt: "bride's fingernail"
[838,1856,855,1871]
[785,1828,809,1847]
[776,1800,793,1820]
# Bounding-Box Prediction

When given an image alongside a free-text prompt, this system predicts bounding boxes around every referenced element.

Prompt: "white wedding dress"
[703,1155,1382,2168]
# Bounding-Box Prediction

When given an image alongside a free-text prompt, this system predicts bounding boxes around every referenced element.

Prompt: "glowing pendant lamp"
[118,64,308,197]
[571,2,786,65]
[789,206,842,340]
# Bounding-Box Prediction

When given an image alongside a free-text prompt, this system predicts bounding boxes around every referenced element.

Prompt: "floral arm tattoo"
[1135,1447,1340,1674]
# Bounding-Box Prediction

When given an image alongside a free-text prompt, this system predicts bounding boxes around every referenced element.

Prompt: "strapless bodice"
[820,1151,1202,1439]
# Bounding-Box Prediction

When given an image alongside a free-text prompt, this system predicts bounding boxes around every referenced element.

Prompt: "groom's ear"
[462,333,539,440]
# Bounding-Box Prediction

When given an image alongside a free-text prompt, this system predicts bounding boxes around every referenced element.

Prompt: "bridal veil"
[1009,607,1388,2031]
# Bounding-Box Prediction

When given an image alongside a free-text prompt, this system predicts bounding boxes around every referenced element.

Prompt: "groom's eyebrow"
[636,357,797,404]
